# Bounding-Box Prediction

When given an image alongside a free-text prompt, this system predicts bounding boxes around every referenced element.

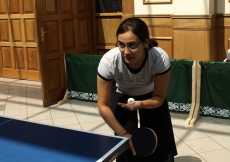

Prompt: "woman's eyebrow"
[117,40,139,43]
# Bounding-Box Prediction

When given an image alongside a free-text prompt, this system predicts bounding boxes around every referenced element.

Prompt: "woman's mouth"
[124,56,133,61]
[123,54,133,60]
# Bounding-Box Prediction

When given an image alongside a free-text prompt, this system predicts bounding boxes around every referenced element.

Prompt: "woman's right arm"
[97,75,127,136]
[97,75,136,155]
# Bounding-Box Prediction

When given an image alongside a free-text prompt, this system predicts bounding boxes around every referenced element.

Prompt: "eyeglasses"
[115,41,141,50]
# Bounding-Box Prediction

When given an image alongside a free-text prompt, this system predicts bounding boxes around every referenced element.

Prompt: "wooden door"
[36,0,94,106]
[0,0,40,80]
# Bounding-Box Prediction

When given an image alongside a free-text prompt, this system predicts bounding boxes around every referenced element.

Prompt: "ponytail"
[148,40,158,49]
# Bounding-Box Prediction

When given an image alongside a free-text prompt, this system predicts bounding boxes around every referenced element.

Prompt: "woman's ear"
[144,38,150,48]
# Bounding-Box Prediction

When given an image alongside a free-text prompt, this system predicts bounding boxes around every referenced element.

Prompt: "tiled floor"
[0,77,230,162]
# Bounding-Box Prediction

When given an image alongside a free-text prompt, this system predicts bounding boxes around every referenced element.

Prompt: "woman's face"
[117,31,149,69]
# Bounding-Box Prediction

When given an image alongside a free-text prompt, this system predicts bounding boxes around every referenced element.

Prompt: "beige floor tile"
[0,93,8,99]
[211,134,230,148]
[27,86,42,91]
[194,117,218,126]
[4,114,27,120]
[171,118,188,129]
[77,113,104,123]
[219,121,230,131]
[10,94,23,100]
[27,90,42,100]
[0,83,9,94]
[184,137,223,153]
[14,80,41,87]
[173,127,207,141]
[4,108,27,116]
[170,113,189,122]
[7,95,27,100]
[6,100,27,108]
[211,117,230,123]
[49,102,73,110]
[92,102,98,108]
[27,97,43,102]
[27,111,52,121]
[175,154,207,162]
[177,113,191,119]
[80,120,111,132]
[0,78,18,83]
[26,84,42,89]
[27,106,49,114]
[27,100,43,107]
[174,135,181,143]
[5,102,27,110]
[50,103,76,119]
[199,149,230,162]
[73,106,99,116]
[174,136,197,156]
[52,116,79,126]
[27,97,42,103]
[62,124,82,130]
[0,104,6,111]
[196,123,230,137]
[35,119,54,125]
[70,100,95,109]
[50,109,75,119]
[93,129,114,136]
[8,87,27,97]
[0,99,6,103]
[170,112,182,119]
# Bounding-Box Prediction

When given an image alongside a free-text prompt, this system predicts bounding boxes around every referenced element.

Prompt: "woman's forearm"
[140,95,165,109]
[98,105,127,135]
[140,71,170,109]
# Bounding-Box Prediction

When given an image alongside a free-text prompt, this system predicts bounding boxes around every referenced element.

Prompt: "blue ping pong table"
[0,115,128,162]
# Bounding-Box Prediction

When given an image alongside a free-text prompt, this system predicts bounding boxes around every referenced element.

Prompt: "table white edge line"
[96,138,128,162]
[0,119,12,126]
[0,115,127,139]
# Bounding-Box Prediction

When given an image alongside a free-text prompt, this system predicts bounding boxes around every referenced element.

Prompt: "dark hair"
[116,18,158,48]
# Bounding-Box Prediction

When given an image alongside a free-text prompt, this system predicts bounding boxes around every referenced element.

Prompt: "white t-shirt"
[97,47,170,96]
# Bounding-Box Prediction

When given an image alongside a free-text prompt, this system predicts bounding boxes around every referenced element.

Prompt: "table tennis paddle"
[131,127,158,157]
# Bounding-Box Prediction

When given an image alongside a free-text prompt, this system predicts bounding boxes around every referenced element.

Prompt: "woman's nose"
[123,47,131,54]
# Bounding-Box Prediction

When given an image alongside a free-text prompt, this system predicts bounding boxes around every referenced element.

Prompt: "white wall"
[174,0,212,15]
[134,0,174,14]
[217,0,230,14]
[134,0,230,15]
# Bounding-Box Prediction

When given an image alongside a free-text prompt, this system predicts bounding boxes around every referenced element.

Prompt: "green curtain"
[200,61,230,119]
[166,59,194,113]
[65,54,102,102]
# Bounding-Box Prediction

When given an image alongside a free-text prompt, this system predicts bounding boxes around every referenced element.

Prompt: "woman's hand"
[122,133,136,156]
[118,101,143,111]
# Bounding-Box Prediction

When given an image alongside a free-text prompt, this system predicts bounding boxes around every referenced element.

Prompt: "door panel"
[62,20,75,50]
[44,21,59,53]
[37,0,94,106]
[0,0,40,80]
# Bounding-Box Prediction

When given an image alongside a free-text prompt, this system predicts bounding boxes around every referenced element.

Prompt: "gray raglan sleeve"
[156,48,171,75]
[97,56,113,81]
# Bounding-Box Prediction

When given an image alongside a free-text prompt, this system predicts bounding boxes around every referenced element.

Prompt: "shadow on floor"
[175,155,202,162]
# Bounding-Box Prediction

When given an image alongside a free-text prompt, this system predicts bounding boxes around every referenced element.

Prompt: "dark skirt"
[110,89,177,162]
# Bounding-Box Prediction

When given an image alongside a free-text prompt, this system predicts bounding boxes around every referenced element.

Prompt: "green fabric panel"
[166,59,194,113]
[200,61,230,119]
[65,54,102,102]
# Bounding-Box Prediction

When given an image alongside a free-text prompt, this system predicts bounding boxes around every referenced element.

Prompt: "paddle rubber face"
[131,127,158,157]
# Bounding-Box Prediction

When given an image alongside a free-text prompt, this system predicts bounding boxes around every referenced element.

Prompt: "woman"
[97,18,177,162]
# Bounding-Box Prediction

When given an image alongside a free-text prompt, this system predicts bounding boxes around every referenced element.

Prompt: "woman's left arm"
[141,70,170,109]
